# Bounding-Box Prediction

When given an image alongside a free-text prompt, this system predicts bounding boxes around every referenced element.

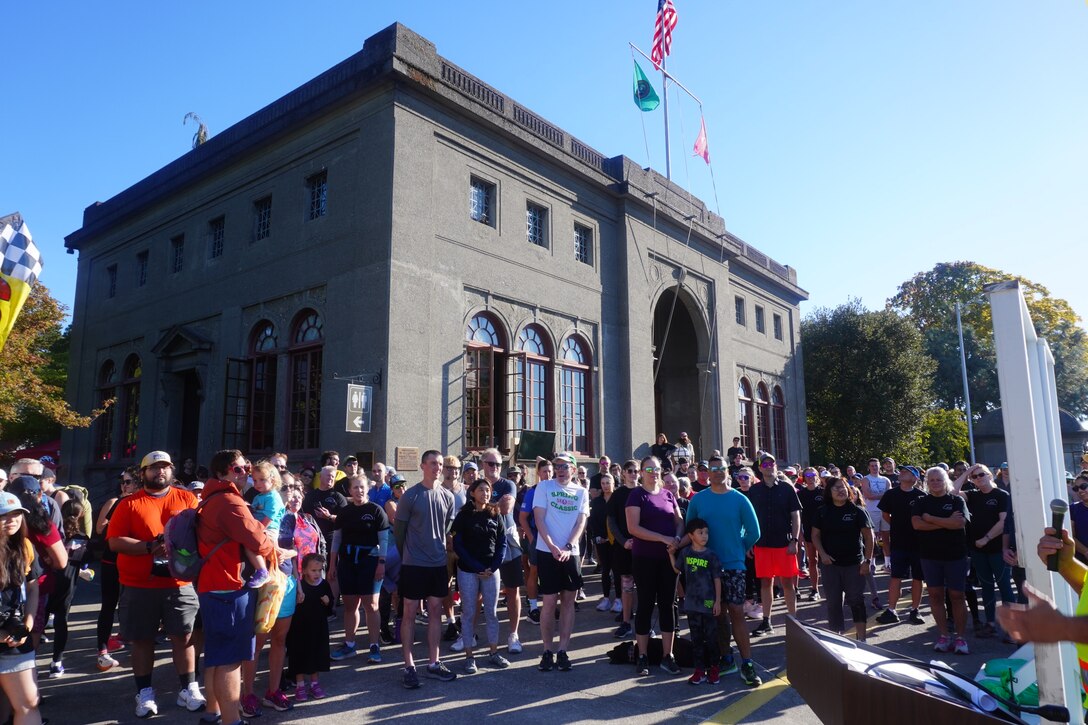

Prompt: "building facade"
[62,23,808,488]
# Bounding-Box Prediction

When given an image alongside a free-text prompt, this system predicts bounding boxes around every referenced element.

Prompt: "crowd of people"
[0,439,1085,724]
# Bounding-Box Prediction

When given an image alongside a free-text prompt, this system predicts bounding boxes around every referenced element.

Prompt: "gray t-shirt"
[396,482,455,568]
[677,545,722,615]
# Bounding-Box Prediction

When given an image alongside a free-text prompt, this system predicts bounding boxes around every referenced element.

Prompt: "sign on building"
[346,384,372,433]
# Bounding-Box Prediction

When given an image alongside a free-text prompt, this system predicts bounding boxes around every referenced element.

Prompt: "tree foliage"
[801,299,934,467]
[888,261,1088,418]
[0,283,103,448]
[918,409,970,465]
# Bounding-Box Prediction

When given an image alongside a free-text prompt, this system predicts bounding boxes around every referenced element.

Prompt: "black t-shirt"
[588,495,610,539]
[813,503,872,566]
[726,446,745,461]
[608,486,635,542]
[334,500,389,549]
[748,481,801,548]
[302,488,349,540]
[964,487,1008,555]
[878,486,926,549]
[589,472,606,492]
[910,494,970,561]
[797,486,826,536]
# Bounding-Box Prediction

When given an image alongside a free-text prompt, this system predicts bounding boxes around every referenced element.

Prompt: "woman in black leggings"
[589,473,620,611]
[93,472,138,671]
[625,455,684,677]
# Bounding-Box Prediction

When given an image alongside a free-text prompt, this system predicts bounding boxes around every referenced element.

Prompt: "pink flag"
[693,117,710,164]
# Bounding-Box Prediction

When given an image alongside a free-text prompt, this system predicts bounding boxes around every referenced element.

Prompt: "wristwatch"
[564,543,574,551]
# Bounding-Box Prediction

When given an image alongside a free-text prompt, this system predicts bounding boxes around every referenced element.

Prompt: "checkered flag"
[0,221,42,284]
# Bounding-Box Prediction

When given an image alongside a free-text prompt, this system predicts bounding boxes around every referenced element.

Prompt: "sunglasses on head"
[232,464,252,475]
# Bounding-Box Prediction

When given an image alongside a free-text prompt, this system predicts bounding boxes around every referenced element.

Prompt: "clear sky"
[3,1,1086,327]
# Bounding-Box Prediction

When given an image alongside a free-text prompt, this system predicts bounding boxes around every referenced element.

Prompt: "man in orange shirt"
[197,449,278,725]
[106,450,205,719]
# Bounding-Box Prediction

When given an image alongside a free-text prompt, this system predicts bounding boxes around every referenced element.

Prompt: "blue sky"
[3,1,1086,327]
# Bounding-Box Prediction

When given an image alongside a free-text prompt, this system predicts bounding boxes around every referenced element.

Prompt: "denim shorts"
[199,589,256,667]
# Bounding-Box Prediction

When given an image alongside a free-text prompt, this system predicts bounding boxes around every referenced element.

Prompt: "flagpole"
[662,58,671,180]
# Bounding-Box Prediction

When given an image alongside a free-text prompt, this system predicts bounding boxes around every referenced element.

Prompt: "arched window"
[121,355,142,459]
[94,361,118,461]
[514,326,551,433]
[249,321,278,451]
[755,382,771,454]
[738,378,754,455]
[559,336,591,454]
[772,385,788,461]
[464,313,506,450]
[289,310,323,451]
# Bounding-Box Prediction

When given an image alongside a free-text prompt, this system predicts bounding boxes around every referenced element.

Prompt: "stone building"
[62,23,808,487]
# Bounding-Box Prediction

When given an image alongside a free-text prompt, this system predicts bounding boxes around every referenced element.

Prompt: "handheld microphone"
[1048,499,1068,572]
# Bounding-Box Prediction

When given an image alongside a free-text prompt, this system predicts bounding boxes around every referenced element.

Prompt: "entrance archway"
[653,288,704,453]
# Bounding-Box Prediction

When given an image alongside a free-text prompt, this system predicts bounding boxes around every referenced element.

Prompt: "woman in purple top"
[626,455,685,677]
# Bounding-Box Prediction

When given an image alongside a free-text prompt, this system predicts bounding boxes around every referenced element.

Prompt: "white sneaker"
[576,589,587,601]
[450,634,477,653]
[596,598,612,612]
[135,687,158,718]
[508,633,523,654]
[177,682,206,712]
[611,599,623,614]
[96,652,119,672]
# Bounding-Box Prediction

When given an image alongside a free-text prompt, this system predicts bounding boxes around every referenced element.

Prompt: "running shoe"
[262,690,292,712]
[613,621,633,639]
[707,665,722,685]
[177,682,206,712]
[933,635,953,653]
[720,656,739,676]
[443,623,460,641]
[659,654,681,675]
[751,620,773,637]
[876,608,900,625]
[688,668,706,685]
[107,635,125,652]
[450,634,478,653]
[538,650,554,672]
[330,643,358,660]
[596,598,612,612]
[740,661,762,687]
[805,589,820,602]
[295,683,310,702]
[556,650,572,672]
[246,568,270,589]
[611,599,623,614]
[576,589,587,601]
[953,636,970,655]
[309,682,327,699]
[379,624,396,645]
[464,656,478,674]
[636,654,650,676]
[527,608,541,625]
[508,633,523,654]
[908,608,925,625]
[402,667,421,689]
[49,661,64,679]
[425,661,457,682]
[367,643,382,664]
[96,652,120,672]
[488,652,511,669]
[135,688,158,719]
[240,693,262,718]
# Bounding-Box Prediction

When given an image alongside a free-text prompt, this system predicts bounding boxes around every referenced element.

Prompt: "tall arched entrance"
[653,288,705,454]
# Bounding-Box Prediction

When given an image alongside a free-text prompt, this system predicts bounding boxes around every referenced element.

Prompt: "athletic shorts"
[753,546,800,579]
[337,548,382,597]
[920,557,969,592]
[199,589,256,667]
[119,585,199,641]
[277,574,298,619]
[868,509,890,534]
[721,569,747,606]
[611,542,633,576]
[537,554,583,595]
[399,565,450,601]
[500,559,525,589]
[889,549,922,581]
[523,542,539,567]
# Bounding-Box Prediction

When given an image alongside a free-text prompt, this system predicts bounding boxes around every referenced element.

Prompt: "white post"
[987,280,1081,722]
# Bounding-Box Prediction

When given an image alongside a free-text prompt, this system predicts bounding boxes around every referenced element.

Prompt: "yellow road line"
[703,673,791,725]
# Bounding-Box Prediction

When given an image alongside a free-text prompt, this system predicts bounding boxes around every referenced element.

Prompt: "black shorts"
[337,549,382,597]
[537,554,583,595]
[890,549,923,581]
[399,565,450,601]
[612,542,633,576]
[500,559,525,589]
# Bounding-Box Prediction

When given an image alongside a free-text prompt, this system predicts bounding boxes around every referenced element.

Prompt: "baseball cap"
[462,461,479,471]
[0,491,29,516]
[7,475,42,496]
[697,461,709,470]
[783,467,797,476]
[343,455,358,464]
[553,453,576,466]
[1001,462,1009,469]
[506,466,520,477]
[759,453,776,464]
[898,465,922,479]
[140,451,173,469]
[390,474,407,487]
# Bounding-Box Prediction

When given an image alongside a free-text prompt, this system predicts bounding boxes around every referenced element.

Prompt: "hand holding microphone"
[1046,499,1068,573]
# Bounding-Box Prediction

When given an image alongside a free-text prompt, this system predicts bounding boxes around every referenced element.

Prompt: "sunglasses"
[735,474,751,481]
[554,463,571,470]
[709,466,726,472]
[1072,483,1088,492]
[970,472,989,480]
[232,464,252,475]
[484,461,501,467]
[642,467,660,473]
[760,461,775,468]
[803,472,817,478]
[275,465,288,471]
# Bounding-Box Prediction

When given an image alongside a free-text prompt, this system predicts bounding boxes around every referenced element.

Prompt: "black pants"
[597,542,619,599]
[820,564,865,633]
[633,556,677,635]
[96,561,121,650]
[688,611,719,669]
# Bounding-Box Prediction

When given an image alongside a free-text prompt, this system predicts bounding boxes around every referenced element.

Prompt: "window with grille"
[464,313,505,450]
[253,197,272,241]
[735,296,746,326]
[136,251,148,287]
[755,306,766,334]
[121,355,142,459]
[574,224,592,265]
[208,216,225,259]
[756,383,771,452]
[514,326,550,433]
[289,311,323,451]
[738,378,753,454]
[94,361,118,461]
[249,321,278,451]
[307,172,327,220]
[526,202,547,248]
[170,235,184,274]
[771,386,788,460]
[559,336,591,454]
[773,313,783,341]
[470,178,495,225]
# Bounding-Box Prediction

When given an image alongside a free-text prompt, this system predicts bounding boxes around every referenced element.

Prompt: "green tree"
[919,409,970,465]
[801,300,934,466]
[0,283,102,449]
[889,261,1088,418]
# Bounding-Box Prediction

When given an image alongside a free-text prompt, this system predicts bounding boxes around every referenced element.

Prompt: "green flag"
[632,59,660,112]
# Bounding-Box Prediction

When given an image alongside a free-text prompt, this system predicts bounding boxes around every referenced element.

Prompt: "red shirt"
[196,479,276,593]
[106,487,198,589]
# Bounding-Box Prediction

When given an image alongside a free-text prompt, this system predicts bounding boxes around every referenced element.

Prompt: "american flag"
[651,0,678,70]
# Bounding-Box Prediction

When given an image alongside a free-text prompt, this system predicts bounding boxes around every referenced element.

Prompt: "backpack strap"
[193,489,235,577]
